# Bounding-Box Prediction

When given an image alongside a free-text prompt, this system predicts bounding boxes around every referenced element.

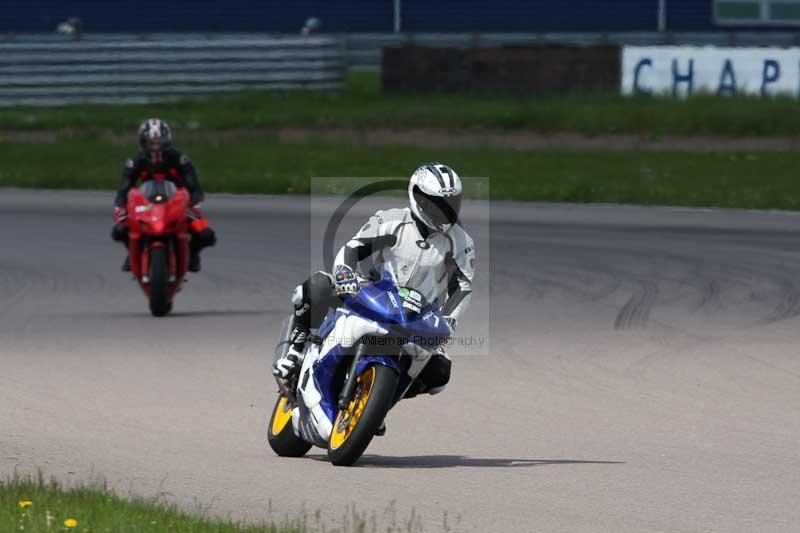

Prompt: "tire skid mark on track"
[686,259,776,322]
[613,279,659,330]
[692,274,722,313]
[497,240,666,331]
[492,258,616,306]
[498,225,800,331]
[758,272,800,324]
[496,231,687,330]
[536,263,623,302]
[704,249,800,326]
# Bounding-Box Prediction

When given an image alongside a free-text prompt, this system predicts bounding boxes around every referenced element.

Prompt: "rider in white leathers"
[273,163,475,398]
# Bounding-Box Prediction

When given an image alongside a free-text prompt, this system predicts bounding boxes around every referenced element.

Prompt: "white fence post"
[393,0,402,33]
[658,0,667,32]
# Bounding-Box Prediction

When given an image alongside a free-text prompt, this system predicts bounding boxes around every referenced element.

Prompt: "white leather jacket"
[333,207,475,326]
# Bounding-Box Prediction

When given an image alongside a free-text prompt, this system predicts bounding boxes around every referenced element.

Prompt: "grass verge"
[1,476,298,533]
[1,136,799,209]
[2,72,800,138]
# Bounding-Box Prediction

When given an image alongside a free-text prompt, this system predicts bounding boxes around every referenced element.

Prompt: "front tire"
[327,365,398,466]
[268,395,312,457]
[148,247,171,317]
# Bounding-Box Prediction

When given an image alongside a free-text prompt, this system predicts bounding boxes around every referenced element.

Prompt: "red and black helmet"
[138,118,172,154]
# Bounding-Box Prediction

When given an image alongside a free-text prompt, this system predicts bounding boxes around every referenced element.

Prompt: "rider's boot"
[188,248,201,272]
[188,228,215,273]
[121,255,131,272]
[272,327,308,379]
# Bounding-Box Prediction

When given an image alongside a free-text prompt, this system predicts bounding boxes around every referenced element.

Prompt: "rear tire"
[148,247,171,317]
[268,395,312,457]
[327,365,398,466]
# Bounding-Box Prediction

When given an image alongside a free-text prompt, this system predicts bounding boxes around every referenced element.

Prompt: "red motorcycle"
[125,179,190,316]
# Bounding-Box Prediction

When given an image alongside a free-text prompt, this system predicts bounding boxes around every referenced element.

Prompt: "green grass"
[2,135,800,210]
[2,71,800,137]
[1,476,299,533]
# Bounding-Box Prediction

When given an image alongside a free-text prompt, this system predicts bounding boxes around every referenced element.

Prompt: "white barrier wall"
[622,46,800,97]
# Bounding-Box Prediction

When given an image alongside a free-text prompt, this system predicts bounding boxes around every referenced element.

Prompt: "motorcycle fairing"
[297,310,391,440]
[343,272,452,347]
[295,342,330,446]
[291,270,452,448]
[126,186,190,299]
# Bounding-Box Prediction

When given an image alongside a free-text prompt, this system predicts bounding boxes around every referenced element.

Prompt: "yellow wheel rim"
[329,366,376,450]
[271,395,293,436]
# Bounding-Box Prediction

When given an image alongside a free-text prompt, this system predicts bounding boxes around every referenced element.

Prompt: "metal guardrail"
[0,35,346,106]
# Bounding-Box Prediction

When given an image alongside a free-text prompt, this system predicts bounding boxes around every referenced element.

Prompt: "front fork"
[338,341,367,410]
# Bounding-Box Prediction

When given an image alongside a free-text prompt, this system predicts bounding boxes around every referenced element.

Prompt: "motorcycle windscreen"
[344,278,450,337]
[140,180,177,204]
[345,279,420,325]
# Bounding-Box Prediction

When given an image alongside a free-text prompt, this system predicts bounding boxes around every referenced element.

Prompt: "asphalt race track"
[2,189,799,532]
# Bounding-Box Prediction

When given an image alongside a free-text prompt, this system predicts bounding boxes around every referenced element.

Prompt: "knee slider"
[291,284,304,306]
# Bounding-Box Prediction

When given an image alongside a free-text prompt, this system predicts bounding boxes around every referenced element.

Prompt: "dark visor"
[413,185,461,226]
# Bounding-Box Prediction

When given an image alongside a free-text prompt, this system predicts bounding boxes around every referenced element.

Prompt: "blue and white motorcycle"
[268,270,452,466]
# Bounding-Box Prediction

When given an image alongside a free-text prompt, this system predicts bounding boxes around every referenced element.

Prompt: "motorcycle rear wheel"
[148,247,171,317]
[327,364,398,466]
[267,395,312,457]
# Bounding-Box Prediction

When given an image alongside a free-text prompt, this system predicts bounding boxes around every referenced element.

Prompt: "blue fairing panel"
[356,355,399,377]
[358,356,408,404]
[314,350,400,423]
[317,311,337,340]
[343,271,452,343]
[311,270,451,423]
[312,344,348,422]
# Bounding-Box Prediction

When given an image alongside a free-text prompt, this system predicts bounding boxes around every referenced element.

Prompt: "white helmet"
[408,163,463,232]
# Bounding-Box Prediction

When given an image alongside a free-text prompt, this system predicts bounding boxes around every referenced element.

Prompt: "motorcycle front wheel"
[328,364,398,466]
[148,246,171,317]
[267,395,312,457]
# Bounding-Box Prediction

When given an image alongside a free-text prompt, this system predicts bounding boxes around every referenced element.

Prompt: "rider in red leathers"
[111,118,216,272]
